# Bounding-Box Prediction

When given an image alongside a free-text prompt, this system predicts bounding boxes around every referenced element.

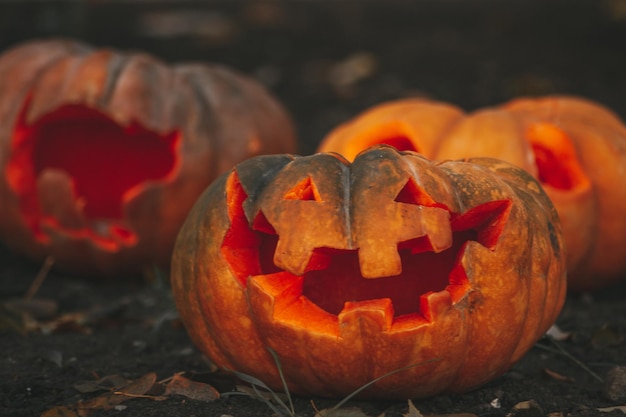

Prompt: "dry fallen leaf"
[405,400,424,417]
[40,372,167,417]
[40,406,80,417]
[1,297,57,334]
[164,373,219,402]
[506,400,543,416]
[597,405,626,413]
[74,372,161,416]
[591,325,624,349]
[546,324,571,341]
[604,366,626,402]
[3,297,58,319]
[74,374,130,393]
[41,349,63,368]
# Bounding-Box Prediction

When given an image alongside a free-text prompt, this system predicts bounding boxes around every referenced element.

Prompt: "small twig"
[158,371,185,385]
[24,256,55,300]
[113,391,167,400]
[310,399,321,414]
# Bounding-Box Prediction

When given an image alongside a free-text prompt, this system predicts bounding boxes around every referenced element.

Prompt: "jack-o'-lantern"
[0,39,296,276]
[171,145,566,399]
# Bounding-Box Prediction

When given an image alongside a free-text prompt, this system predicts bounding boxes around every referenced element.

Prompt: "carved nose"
[357,206,452,278]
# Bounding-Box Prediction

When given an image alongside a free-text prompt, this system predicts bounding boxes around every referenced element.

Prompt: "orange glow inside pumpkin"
[222,171,511,332]
[342,122,419,159]
[7,103,181,249]
[371,135,417,153]
[527,123,589,190]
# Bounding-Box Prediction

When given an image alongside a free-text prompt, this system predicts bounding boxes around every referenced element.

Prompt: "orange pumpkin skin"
[318,96,626,291]
[0,39,296,277]
[171,146,566,399]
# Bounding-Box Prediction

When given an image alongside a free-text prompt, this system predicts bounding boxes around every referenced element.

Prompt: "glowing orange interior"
[7,103,181,246]
[342,122,419,160]
[222,171,511,325]
[371,135,417,153]
[527,123,589,190]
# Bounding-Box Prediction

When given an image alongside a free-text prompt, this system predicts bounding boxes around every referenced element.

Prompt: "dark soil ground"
[1,1,626,416]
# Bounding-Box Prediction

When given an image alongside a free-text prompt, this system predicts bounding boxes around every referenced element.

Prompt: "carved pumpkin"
[0,39,296,277]
[171,145,566,399]
[318,96,626,290]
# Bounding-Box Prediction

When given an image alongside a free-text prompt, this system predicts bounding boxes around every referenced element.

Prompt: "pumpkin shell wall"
[171,146,566,399]
[318,96,626,290]
[0,39,297,277]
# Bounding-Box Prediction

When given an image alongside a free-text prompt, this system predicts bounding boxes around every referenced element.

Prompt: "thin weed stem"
[24,256,55,300]
[535,339,604,383]
[268,347,295,416]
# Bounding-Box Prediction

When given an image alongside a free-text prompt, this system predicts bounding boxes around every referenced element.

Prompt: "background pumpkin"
[171,145,566,399]
[318,96,626,291]
[0,38,297,277]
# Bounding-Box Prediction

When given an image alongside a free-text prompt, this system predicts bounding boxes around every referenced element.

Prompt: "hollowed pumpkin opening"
[7,103,181,249]
[372,135,417,153]
[343,122,419,159]
[527,123,589,190]
[222,172,511,332]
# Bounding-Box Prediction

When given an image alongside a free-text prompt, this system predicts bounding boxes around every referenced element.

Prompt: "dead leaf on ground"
[164,373,219,402]
[405,400,424,417]
[74,374,130,393]
[1,297,59,334]
[4,297,58,319]
[4,295,135,335]
[546,324,571,341]
[40,372,160,417]
[506,400,543,416]
[41,349,64,368]
[591,325,624,349]
[74,372,162,416]
[604,366,626,402]
[597,405,626,413]
[40,406,80,417]
[42,371,222,417]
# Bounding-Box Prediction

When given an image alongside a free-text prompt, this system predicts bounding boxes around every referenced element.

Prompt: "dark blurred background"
[1,0,625,154]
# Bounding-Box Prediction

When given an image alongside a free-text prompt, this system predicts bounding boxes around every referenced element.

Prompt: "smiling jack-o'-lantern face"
[0,39,296,276]
[171,146,566,399]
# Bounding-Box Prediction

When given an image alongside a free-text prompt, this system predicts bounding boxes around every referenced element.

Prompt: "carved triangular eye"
[451,199,512,250]
[394,177,443,208]
[284,176,322,201]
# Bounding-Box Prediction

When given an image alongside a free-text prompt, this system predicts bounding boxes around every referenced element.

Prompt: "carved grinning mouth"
[7,102,181,250]
[222,170,511,333]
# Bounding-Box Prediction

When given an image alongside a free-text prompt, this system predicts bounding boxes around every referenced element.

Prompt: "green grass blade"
[331,358,441,412]
[267,347,296,416]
